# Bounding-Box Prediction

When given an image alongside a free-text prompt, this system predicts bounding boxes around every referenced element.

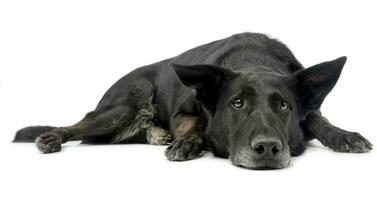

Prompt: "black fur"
[14,32,372,169]
[14,126,55,142]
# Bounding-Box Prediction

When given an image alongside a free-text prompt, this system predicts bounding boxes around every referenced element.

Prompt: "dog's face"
[172,57,346,169]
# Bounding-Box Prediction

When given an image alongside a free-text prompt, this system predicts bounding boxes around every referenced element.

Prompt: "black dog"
[14,32,372,169]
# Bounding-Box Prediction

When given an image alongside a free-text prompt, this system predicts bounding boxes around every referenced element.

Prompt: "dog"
[14,32,372,169]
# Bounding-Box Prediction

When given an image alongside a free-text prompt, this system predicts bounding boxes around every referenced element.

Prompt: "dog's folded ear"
[171,63,233,88]
[171,63,235,109]
[291,56,347,114]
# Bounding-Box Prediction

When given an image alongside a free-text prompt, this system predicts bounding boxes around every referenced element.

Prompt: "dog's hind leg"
[111,99,172,145]
[301,111,372,153]
[35,103,137,153]
[35,79,161,153]
[145,127,172,145]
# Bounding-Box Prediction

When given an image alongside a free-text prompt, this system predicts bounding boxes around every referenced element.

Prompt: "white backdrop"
[0,0,376,200]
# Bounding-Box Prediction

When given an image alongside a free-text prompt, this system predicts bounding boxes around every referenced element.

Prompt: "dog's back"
[171,32,303,73]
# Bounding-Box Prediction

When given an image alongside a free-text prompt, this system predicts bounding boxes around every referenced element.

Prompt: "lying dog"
[14,32,372,169]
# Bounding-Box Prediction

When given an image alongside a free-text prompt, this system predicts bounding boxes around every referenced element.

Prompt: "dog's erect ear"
[171,63,235,108]
[291,56,347,114]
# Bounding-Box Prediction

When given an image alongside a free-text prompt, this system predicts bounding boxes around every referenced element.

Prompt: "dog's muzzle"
[230,136,290,169]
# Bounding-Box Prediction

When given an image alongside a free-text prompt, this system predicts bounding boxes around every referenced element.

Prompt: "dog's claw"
[35,132,62,153]
[165,134,204,161]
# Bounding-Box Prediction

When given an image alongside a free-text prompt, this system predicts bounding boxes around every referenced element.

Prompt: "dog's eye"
[231,97,244,109]
[280,101,289,112]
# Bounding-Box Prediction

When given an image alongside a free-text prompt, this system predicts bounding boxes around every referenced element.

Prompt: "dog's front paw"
[165,134,204,161]
[35,132,62,153]
[321,129,372,153]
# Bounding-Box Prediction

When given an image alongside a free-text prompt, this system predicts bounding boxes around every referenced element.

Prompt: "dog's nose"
[251,137,282,158]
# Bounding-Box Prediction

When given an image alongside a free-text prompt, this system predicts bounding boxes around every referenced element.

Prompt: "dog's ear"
[291,56,347,114]
[171,63,235,109]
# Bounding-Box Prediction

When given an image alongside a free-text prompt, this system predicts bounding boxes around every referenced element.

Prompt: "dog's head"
[172,57,346,169]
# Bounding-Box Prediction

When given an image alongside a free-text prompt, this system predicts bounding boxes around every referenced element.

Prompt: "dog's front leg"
[302,111,372,153]
[164,114,205,161]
